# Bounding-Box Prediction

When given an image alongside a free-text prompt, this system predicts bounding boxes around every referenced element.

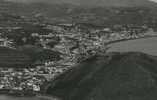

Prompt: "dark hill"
[0,46,61,67]
[1,0,157,18]
[46,52,157,100]
[18,45,62,65]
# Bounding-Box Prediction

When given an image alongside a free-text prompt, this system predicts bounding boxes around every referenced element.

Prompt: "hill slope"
[46,52,157,100]
[0,0,157,21]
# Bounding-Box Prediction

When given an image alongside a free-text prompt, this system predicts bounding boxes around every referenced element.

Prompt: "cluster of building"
[0,64,69,95]
[0,18,157,95]
[39,23,157,62]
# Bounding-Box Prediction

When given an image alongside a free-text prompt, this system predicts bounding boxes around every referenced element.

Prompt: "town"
[0,11,156,95]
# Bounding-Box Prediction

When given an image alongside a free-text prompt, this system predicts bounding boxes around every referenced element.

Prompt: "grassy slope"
[18,45,62,64]
[46,52,157,100]
[0,45,62,67]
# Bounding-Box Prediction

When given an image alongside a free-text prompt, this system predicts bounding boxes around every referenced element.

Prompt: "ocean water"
[108,37,157,56]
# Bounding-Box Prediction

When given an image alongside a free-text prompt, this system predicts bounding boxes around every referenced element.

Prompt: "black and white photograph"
[0,0,157,100]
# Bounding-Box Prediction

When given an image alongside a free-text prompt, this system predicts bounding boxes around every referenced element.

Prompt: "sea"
[108,36,157,56]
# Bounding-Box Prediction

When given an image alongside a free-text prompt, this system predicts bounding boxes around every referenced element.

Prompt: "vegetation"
[46,52,157,100]
[18,45,62,65]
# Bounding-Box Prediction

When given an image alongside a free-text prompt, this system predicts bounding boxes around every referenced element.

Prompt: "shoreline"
[106,35,157,45]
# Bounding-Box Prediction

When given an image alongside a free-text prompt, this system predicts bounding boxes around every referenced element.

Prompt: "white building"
[0,38,14,47]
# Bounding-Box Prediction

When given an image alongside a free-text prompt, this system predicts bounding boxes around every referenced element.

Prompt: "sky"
[5,0,51,3]
[4,0,67,4]
[150,0,157,2]
[3,0,157,4]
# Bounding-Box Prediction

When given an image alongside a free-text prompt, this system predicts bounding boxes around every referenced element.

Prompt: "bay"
[108,37,157,56]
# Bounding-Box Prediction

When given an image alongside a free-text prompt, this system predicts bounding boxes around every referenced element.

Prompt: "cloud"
[149,0,157,2]
[4,0,51,3]
[4,0,157,6]
[4,0,70,4]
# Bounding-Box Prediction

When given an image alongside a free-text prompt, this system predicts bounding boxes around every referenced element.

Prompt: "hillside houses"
[0,14,156,95]
[0,35,14,48]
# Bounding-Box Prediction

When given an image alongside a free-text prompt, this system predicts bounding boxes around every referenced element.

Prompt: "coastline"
[106,35,157,45]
